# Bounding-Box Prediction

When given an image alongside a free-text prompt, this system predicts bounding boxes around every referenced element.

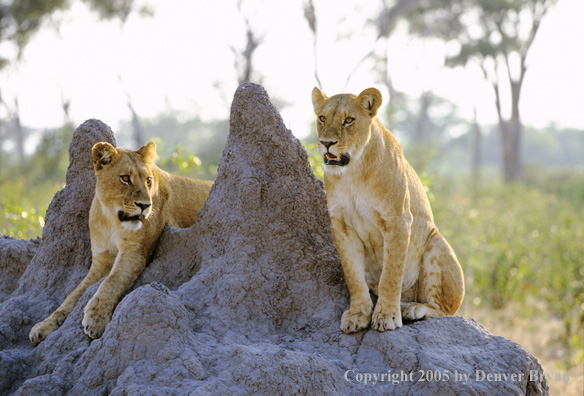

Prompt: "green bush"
[152,137,211,179]
[431,179,584,368]
[303,142,324,181]
[0,180,61,239]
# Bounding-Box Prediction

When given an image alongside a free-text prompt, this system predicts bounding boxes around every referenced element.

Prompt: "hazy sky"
[1,0,583,144]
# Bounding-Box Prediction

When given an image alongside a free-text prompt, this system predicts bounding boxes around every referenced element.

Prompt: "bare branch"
[342,49,375,91]
[303,0,322,89]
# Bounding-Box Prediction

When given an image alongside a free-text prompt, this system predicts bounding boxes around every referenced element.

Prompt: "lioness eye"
[344,117,355,124]
[120,175,131,184]
[146,177,153,187]
[318,115,326,123]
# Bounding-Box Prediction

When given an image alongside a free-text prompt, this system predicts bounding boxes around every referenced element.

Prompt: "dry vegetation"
[461,302,583,396]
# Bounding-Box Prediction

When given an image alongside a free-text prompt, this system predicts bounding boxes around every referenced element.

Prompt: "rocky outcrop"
[0,84,548,396]
[0,237,39,304]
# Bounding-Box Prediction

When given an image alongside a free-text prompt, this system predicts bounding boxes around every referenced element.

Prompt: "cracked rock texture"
[0,84,548,395]
[0,237,39,304]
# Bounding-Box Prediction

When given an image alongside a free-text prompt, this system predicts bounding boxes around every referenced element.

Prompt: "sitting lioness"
[30,141,212,345]
[312,87,464,333]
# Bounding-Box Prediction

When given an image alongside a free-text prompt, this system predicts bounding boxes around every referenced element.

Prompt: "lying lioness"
[30,141,212,344]
[312,87,464,333]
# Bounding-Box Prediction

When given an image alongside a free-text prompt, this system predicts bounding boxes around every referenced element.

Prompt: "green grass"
[0,179,62,239]
[431,177,584,368]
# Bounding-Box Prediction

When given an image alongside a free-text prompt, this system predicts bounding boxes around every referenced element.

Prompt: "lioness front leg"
[371,214,411,332]
[331,216,373,333]
[29,251,115,345]
[82,249,147,339]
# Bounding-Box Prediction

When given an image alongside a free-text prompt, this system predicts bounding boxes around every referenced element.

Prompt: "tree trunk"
[499,122,513,183]
[502,115,522,183]
[500,81,522,183]
[13,100,26,170]
[413,92,432,144]
[381,50,404,129]
[127,102,144,149]
[0,125,3,175]
[471,108,482,196]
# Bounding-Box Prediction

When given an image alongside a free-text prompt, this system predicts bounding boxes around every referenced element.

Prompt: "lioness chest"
[327,178,387,292]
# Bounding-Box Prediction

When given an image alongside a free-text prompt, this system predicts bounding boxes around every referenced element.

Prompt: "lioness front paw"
[29,310,67,345]
[82,300,112,339]
[82,310,109,339]
[371,304,402,332]
[29,318,58,346]
[341,309,372,333]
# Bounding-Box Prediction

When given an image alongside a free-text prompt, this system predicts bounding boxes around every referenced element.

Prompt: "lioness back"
[159,170,212,228]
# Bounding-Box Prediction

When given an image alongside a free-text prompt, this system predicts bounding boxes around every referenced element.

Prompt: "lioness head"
[311,87,382,173]
[91,141,159,231]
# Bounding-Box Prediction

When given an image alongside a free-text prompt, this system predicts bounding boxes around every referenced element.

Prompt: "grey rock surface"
[0,237,39,303]
[0,84,548,396]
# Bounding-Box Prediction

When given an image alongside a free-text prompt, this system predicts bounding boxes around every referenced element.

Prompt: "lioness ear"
[136,141,157,163]
[311,87,328,115]
[92,142,118,171]
[357,88,382,117]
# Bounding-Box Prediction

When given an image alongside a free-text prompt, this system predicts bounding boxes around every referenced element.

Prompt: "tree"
[0,95,26,170]
[233,20,262,84]
[0,0,150,69]
[303,0,322,89]
[394,92,468,172]
[407,0,557,182]
[231,0,263,85]
[119,75,145,149]
[343,0,426,127]
[471,107,483,196]
[0,0,67,68]
[0,0,151,167]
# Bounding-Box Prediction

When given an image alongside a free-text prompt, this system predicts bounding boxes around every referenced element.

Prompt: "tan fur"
[29,142,212,344]
[312,87,464,333]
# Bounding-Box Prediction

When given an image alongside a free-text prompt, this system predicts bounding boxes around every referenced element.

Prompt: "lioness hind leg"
[29,251,114,345]
[402,233,465,321]
[401,302,442,320]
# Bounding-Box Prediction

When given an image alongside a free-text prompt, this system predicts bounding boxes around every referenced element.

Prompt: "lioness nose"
[320,140,338,149]
[136,202,151,212]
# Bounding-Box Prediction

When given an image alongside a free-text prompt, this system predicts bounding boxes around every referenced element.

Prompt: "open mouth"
[118,211,144,223]
[323,152,350,167]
